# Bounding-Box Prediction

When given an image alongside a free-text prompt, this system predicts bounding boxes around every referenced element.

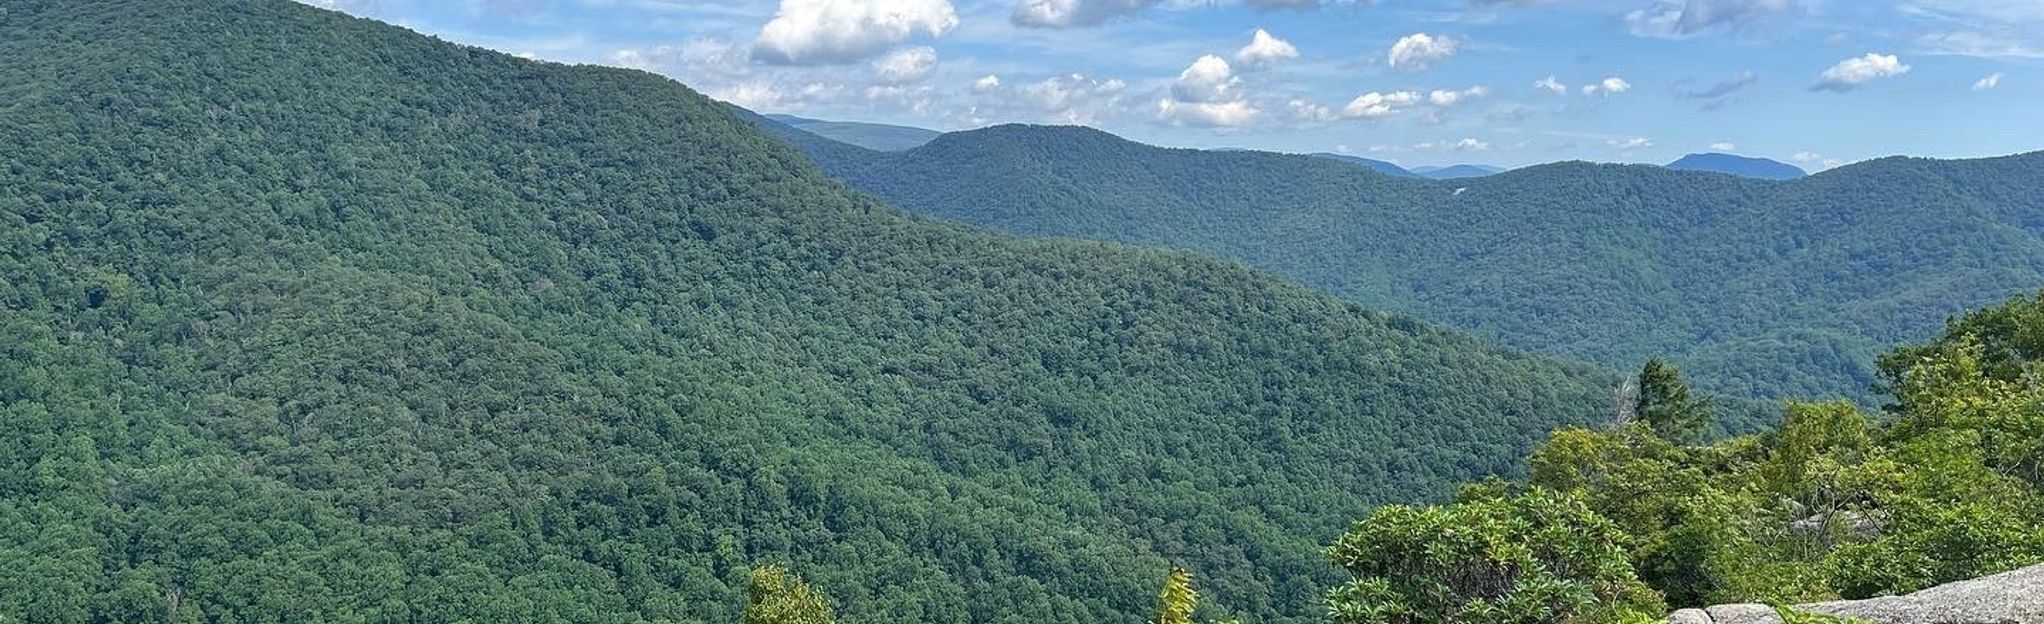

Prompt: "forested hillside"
[0,1,1621,622]
[766,122,2044,405]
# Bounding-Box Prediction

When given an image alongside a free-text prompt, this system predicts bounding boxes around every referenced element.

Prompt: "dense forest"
[0,1,1627,622]
[759,120,2044,408]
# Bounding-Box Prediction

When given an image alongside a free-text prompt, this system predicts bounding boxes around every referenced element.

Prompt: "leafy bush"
[1325,489,1663,624]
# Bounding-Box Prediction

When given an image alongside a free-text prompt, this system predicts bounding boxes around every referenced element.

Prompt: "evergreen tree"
[741,566,835,624]
[1638,358,1711,445]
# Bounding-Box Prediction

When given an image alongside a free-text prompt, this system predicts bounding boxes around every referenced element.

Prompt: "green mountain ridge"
[761,114,941,151]
[0,2,1623,622]
[758,119,2044,405]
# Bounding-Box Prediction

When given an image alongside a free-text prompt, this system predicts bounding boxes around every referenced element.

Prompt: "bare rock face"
[1668,608,1714,624]
[1664,565,2044,624]
[1799,564,2044,624]
[1706,604,1786,624]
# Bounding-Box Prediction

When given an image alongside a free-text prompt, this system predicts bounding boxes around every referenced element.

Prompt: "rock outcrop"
[1800,564,2044,624]
[1665,564,2044,624]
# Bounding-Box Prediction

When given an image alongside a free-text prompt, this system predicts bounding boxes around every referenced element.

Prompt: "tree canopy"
[762,119,2044,415]
[0,1,1622,622]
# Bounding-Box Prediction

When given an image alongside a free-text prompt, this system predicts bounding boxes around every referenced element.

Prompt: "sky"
[303,0,2043,169]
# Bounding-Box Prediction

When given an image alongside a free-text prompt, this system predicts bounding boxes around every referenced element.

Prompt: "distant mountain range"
[1309,153,1417,177]
[770,115,1813,182]
[762,113,940,151]
[753,117,2044,408]
[1667,153,1808,180]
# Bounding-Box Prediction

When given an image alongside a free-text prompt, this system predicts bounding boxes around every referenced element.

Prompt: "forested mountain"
[0,1,1623,622]
[1666,153,1807,180]
[1410,164,1504,179]
[1310,154,1417,178]
[763,114,940,151]
[765,121,2044,405]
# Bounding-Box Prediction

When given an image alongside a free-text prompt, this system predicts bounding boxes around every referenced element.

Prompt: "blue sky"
[306,0,2041,169]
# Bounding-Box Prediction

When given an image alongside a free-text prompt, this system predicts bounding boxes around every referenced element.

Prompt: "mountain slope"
[0,2,1619,622]
[1667,153,1807,180]
[1311,153,1417,177]
[1412,164,1503,179]
[764,113,941,151]
[769,122,2044,405]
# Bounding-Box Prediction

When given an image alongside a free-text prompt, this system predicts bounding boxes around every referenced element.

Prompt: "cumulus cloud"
[1581,77,1632,96]
[1387,33,1458,71]
[1159,55,1258,127]
[872,46,939,83]
[1710,141,1738,151]
[1158,99,1259,127]
[1534,75,1567,95]
[1170,55,1243,103]
[1413,137,1491,151]
[1341,90,1423,118]
[1428,85,1491,107]
[989,73,1130,123]
[974,74,1003,93]
[753,0,958,65]
[1626,0,1800,38]
[1235,29,1301,69]
[1607,137,1654,149]
[1973,73,2004,91]
[1012,0,1161,28]
[1812,53,1909,92]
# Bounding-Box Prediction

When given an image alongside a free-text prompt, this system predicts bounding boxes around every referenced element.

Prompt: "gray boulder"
[1707,603,1785,624]
[1800,564,2044,624]
[1668,608,1714,624]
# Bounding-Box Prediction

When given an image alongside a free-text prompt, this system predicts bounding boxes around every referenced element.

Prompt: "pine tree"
[1637,358,1710,445]
[741,565,835,624]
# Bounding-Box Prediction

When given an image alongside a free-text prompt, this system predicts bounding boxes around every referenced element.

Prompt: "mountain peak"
[1666,153,1807,180]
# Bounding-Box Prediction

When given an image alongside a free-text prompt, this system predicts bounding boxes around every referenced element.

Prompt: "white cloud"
[1973,72,2004,91]
[1607,137,1653,149]
[872,46,939,83]
[1411,138,1491,151]
[1812,53,1909,92]
[1012,0,1161,28]
[1534,75,1567,95]
[1428,85,1491,107]
[991,73,1131,124]
[710,81,785,109]
[1341,90,1422,118]
[1170,55,1242,103]
[1387,33,1458,71]
[1158,99,1259,127]
[1159,55,1258,127]
[974,74,1003,93]
[1235,29,1301,69]
[611,37,753,78]
[1581,77,1632,96]
[753,0,958,65]
[1626,0,1801,38]
[1792,150,1845,170]
[1710,141,1738,151]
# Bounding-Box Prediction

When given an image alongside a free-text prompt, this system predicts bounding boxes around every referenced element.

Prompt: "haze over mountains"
[757,119,2044,405]
[773,115,1813,182]
[0,1,1624,622]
